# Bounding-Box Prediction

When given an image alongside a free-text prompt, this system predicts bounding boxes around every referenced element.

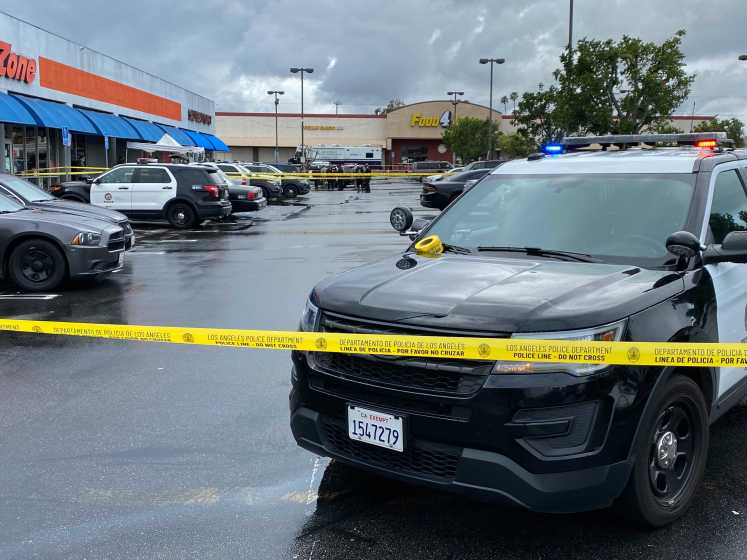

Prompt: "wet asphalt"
[0,181,745,560]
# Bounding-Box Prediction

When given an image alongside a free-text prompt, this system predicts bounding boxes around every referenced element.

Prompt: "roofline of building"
[0,10,213,103]
[216,111,385,119]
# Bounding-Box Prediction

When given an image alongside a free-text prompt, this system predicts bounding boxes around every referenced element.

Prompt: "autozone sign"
[0,41,36,84]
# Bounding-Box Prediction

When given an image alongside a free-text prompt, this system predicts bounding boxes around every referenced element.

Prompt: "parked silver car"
[0,194,127,292]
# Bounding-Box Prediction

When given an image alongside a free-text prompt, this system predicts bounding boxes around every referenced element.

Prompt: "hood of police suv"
[313,254,684,333]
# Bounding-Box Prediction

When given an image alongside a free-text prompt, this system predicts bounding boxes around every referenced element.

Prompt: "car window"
[99,167,136,184]
[0,192,24,212]
[175,168,211,185]
[0,176,54,202]
[708,169,747,244]
[135,167,171,184]
[247,165,265,172]
[426,173,696,263]
[217,164,236,173]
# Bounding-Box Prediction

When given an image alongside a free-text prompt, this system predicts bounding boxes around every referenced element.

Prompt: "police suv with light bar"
[291,132,747,527]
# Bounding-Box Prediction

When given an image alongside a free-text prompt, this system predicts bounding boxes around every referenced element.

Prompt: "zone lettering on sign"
[0,41,36,84]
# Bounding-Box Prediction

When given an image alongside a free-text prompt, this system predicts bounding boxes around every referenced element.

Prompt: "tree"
[509,91,519,113]
[497,132,536,159]
[647,121,683,134]
[500,95,509,114]
[514,30,694,143]
[442,116,498,162]
[514,85,574,144]
[374,98,405,115]
[693,117,745,147]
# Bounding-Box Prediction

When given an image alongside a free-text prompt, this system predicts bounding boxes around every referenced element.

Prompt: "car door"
[702,165,747,399]
[90,166,135,210]
[131,166,175,213]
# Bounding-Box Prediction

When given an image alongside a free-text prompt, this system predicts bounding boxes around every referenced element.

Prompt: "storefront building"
[217,99,718,165]
[0,12,229,186]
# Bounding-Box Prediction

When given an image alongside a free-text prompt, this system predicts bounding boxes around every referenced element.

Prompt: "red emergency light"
[695,139,718,149]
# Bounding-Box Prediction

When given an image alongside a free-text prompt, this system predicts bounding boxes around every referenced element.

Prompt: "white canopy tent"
[126,133,205,159]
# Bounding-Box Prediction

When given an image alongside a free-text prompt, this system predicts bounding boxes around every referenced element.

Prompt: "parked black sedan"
[0,174,134,250]
[49,178,94,203]
[420,168,492,210]
[227,184,267,212]
[0,194,127,292]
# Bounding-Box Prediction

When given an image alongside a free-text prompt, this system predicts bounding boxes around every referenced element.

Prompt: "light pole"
[446,90,464,164]
[568,0,574,51]
[479,57,505,159]
[267,90,284,162]
[290,67,314,164]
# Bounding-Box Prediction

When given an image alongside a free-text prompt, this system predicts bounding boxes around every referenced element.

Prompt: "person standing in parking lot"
[362,164,371,192]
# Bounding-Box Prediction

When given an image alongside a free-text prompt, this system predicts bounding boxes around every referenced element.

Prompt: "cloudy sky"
[6,1,747,119]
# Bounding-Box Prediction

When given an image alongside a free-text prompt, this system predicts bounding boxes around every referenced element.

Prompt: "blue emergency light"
[542,143,564,155]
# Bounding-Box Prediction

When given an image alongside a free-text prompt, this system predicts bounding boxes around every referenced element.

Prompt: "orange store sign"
[0,41,36,84]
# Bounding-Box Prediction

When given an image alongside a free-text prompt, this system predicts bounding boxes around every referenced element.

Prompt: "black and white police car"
[90,162,231,228]
[291,132,747,527]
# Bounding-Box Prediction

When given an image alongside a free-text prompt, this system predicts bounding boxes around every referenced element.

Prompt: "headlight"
[71,231,102,246]
[300,297,320,332]
[492,320,626,376]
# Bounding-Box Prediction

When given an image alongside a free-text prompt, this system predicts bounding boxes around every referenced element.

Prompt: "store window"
[71,133,86,168]
[11,126,25,174]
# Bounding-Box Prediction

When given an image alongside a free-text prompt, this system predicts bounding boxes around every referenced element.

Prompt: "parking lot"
[0,180,744,559]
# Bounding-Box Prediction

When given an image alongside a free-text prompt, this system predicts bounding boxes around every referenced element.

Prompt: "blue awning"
[0,92,37,126]
[79,109,142,139]
[12,95,97,134]
[154,123,195,146]
[182,129,213,149]
[122,117,164,142]
[204,133,230,152]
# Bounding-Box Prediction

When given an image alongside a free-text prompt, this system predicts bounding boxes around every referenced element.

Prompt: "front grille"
[107,230,125,252]
[310,352,489,396]
[312,312,504,397]
[321,416,460,482]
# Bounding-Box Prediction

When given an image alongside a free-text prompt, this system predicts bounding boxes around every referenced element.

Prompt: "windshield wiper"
[442,242,472,254]
[476,246,597,262]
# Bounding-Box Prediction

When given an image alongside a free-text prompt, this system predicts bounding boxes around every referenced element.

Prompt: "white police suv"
[291,132,747,527]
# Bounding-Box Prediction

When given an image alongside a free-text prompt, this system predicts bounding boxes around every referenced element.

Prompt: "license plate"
[347,405,404,452]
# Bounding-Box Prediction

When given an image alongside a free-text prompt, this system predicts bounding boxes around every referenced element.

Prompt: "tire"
[8,239,67,292]
[166,202,197,228]
[617,374,709,527]
[284,185,298,198]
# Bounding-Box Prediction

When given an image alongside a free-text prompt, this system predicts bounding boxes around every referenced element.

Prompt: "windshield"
[424,173,696,264]
[1,177,55,202]
[0,191,25,213]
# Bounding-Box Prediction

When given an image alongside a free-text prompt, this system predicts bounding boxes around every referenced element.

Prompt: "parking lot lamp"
[267,90,285,162]
[290,67,314,164]
[446,91,464,163]
[479,58,505,159]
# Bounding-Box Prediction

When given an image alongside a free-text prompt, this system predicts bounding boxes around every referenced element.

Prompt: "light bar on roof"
[562,132,728,149]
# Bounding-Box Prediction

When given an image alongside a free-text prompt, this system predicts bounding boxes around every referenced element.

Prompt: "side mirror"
[703,231,747,264]
[666,231,704,258]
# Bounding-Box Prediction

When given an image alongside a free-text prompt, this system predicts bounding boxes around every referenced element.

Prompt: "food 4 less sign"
[0,41,36,84]
[410,111,452,128]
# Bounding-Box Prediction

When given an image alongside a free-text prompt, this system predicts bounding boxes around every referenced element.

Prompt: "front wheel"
[8,239,67,292]
[166,202,197,228]
[284,185,298,198]
[618,375,709,527]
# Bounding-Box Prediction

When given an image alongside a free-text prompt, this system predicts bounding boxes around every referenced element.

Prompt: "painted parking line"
[140,239,199,243]
[129,251,167,255]
[0,294,60,300]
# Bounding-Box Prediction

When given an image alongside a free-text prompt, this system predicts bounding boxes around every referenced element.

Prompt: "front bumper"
[420,192,447,210]
[66,246,123,277]
[290,352,642,513]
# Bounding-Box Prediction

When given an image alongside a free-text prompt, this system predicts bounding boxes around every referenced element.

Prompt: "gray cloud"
[7,0,747,118]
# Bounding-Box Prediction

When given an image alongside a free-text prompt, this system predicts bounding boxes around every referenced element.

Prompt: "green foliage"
[693,118,745,147]
[497,132,536,159]
[647,121,684,134]
[514,30,694,143]
[442,117,498,162]
[374,98,405,115]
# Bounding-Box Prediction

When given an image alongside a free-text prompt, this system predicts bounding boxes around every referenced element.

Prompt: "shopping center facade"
[0,12,228,185]
[216,100,718,165]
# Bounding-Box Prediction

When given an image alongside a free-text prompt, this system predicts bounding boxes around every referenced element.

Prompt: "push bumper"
[291,404,632,513]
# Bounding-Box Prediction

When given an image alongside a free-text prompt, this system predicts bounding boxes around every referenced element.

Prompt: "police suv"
[291,132,747,527]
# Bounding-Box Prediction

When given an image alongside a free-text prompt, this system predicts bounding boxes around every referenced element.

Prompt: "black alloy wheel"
[167,202,196,228]
[618,375,708,527]
[8,239,67,292]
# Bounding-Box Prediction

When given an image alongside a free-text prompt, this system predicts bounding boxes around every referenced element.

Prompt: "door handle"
[118,187,129,190]
[162,186,173,190]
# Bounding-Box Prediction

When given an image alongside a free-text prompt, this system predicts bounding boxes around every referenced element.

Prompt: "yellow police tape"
[1,318,746,368]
